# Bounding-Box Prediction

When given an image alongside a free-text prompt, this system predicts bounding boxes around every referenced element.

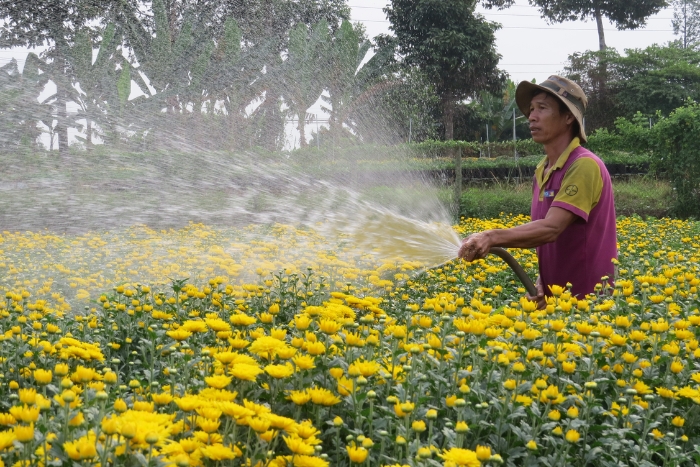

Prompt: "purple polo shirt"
[531,139,617,298]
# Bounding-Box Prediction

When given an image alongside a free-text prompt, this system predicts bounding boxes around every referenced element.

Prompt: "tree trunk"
[442,95,454,140]
[595,7,607,51]
[55,79,70,158]
[86,120,93,150]
[297,110,307,147]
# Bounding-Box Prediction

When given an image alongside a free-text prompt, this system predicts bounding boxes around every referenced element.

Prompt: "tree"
[385,0,506,141]
[472,79,528,141]
[564,43,700,131]
[0,54,51,149]
[0,0,104,155]
[69,24,134,148]
[283,20,329,147]
[528,0,668,51]
[322,20,371,138]
[672,0,700,49]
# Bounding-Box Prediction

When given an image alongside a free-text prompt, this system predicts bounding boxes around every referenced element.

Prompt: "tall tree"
[385,0,506,141]
[0,0,104,155]
[283,20,329,147]
[672,0,700,49]
[323,20,371,138]
[564,43,700,130]
[528,0,668,51]
[0,54,50,149]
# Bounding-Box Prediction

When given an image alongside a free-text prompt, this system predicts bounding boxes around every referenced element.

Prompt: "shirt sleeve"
[551,157,603,222]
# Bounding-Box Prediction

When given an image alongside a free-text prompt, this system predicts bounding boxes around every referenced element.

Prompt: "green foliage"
[565,43,700,131]
[649,100,700,218]
[0,55,49,149]
[458,177,672,219]
[284,20,329,147]
[385,0,505,139]
[672,0,700,50]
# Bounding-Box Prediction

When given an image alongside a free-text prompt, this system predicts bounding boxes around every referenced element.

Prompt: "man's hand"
[458,232,492,262]
[526,276,546,310]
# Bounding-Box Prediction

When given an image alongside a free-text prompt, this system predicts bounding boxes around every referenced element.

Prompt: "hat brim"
[515,80,587,143]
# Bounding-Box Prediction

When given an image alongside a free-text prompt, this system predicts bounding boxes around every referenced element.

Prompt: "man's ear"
[565,111,575,126]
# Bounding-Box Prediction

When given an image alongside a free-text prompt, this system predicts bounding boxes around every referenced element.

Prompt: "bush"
[650,101,700,218]
[458,177,672,219]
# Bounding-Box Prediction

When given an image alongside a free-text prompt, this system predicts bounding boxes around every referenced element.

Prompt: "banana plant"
[69,24,144,146]
[283,20,329,147]
[474,79,526,141]
[0,54,51,149]
[322,20,372,136]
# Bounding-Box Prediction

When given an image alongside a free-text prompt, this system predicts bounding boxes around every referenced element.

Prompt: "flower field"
[1,215,699,467]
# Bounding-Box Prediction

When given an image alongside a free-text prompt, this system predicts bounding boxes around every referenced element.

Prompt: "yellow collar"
[536,137,580,199]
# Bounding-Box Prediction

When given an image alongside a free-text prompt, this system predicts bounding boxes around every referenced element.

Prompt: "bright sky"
[350,0,678,84]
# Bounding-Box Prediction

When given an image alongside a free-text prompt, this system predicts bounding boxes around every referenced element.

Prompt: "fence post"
[513,108,517,160]
[454,145,462,219]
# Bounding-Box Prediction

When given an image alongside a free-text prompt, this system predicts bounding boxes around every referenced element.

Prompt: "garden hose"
[487,247,538,297]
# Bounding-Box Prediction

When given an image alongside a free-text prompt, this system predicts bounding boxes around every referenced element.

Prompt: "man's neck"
[544,134,575,167]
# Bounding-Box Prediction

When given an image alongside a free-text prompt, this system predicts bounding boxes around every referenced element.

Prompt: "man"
[458,75,617,307]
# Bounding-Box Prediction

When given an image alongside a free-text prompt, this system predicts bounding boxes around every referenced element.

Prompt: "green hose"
[488,247,538,297]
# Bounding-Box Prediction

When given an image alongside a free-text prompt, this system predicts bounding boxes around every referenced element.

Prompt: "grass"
[458,176,672,220]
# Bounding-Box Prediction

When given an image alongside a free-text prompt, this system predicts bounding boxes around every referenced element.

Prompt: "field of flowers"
[0,215,699,467]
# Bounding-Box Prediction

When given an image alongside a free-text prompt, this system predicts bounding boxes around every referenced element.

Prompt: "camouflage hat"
[515,75,588,143]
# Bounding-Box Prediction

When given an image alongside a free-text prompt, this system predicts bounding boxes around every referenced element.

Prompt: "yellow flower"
[284,434,316,455]
[287,390,311,406]
[248,416,271,433]
[346,444,369,464]
[475,445,492,461]
[114,398,128,412]
[205,374,232,389]
[526,440,537,451]
[305,342,326,356]
[69,412,85,426]
[439,447,481,467]
[565,429,580,443]
[166,329,192,341]
[348,358,380,378]
[196,417,220,433]
[319,319,342,334]
[567,406,579,418]
[18,388,37,405]
[292,355,316,370]
[229,363,263,381]
[264,363,294,379]
[33,369,52,385]
[411,420,426,432]
[670,359,684,374]
[455,421,469,433]
[11,405,40,423]
[200,444,241,460]
[672,416,685,427]
[14,423,34,443]
[308,387,341,406]
[503,379,516,390]
[151,393,174,406]
[63,432,97,460]
[562,361,576,374]
[249,336,289,358]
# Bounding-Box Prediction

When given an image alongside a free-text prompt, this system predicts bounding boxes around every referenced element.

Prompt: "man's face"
[528,92,574,145]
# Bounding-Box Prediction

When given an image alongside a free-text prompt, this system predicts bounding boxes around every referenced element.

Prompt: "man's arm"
[458,207,578,261]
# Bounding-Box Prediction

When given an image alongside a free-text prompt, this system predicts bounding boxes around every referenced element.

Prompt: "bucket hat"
[515,75,588,143]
